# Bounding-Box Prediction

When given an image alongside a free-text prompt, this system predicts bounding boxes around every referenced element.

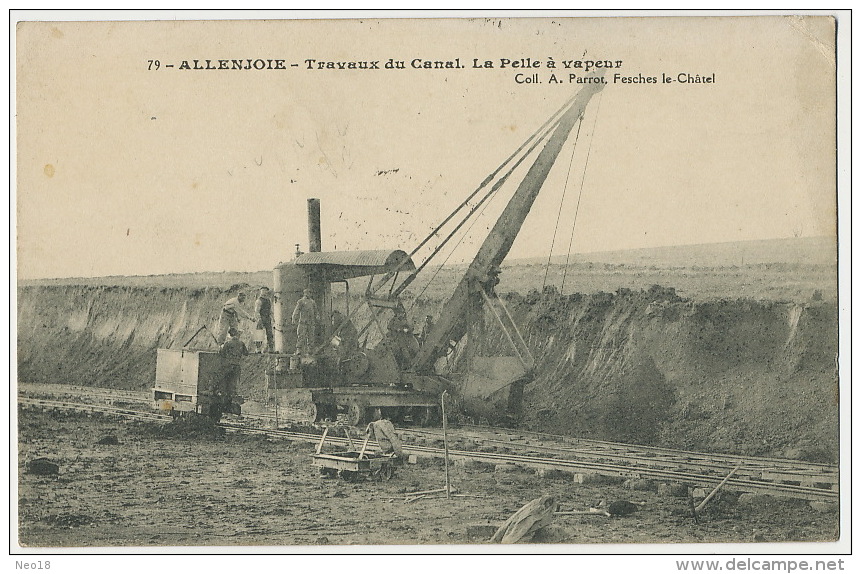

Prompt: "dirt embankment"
[17,284,838,460]
[487,286,838,461]
[17,285,249,391]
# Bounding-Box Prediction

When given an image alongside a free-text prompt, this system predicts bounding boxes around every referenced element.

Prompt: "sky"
[15,16,838,279]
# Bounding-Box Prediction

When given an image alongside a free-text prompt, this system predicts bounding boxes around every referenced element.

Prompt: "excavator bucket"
[460,356,532,422]
[463,356,528,400]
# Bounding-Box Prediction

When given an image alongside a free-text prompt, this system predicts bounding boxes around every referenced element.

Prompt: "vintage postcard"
[12,11,848,563]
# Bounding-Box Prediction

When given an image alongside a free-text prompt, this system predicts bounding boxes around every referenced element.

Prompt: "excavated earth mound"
[493,286,838,461]
[17,284,838,461]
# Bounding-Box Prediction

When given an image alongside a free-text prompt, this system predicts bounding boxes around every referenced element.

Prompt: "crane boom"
[411,76,605,373]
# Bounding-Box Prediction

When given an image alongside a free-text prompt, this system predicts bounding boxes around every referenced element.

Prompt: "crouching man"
[366,408,404,459]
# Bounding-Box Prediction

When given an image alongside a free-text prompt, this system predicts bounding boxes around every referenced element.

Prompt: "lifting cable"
[404,112,565,305]
[407,150,537,308]
[330,94,588,351]
[561,92,603,295]
[393,109,563,299]
[352,149,531,342]
[367,93,583,299]
[409,118,559,311]
[407,202,480,309]
[541,114,585,292]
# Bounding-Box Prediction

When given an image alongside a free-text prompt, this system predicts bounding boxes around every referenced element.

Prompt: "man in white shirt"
[216,292,256,344]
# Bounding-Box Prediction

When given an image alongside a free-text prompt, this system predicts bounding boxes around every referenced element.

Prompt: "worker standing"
[216,292,256,344]
[387,306,419,368]
[292,288,319,355]
[217,327,248,415]
[254,287,274,353]
[418,315,435,346]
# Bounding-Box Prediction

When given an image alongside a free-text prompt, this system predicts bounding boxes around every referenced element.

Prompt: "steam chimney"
[308,198,322,253]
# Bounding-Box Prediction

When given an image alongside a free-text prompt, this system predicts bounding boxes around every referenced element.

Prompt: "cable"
[368,93,583,297]
[405,111,564,307]
[561,92,603,295]
[541,114,584,291]
[395,111,562,300]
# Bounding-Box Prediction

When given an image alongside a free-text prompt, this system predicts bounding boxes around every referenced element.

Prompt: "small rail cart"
[311,425,398,482]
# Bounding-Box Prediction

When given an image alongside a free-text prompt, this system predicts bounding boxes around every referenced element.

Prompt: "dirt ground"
[17,409,839,548]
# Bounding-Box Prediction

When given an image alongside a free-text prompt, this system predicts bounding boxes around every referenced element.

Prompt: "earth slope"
[17,282,838,461]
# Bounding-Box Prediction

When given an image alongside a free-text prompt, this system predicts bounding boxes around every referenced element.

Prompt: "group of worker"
[216,289,268,350]
[210,288,316,416]
[214,286,328,356]
[216,287,434,365]
[213,287,422,458]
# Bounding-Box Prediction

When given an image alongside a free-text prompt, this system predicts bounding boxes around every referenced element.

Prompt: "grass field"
[20,236,837,303]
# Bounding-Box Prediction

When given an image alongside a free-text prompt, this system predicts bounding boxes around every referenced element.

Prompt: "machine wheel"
[319,467,338,478]
[308,402,338,422]
[307,402,319,422]
[345,402,367,427]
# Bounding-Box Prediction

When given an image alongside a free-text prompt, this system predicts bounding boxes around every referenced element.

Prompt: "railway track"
[18,396,172,423]
[402,426,839,497]
[17,391,839,503]
[18,383,151,405]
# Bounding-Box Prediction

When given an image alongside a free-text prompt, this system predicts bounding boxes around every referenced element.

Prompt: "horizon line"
[16,234,836,282]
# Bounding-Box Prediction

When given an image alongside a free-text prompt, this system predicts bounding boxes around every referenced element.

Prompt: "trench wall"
[485,287,839,460]
[17,284,839,460]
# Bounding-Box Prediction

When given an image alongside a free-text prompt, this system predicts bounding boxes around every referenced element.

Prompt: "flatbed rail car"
[280,384,441,427]
[311,450,397,482]
[311,425,398,481]
[152,348,242,419]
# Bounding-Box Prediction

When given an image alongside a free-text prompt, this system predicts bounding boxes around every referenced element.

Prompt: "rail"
[17,393,839,503]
